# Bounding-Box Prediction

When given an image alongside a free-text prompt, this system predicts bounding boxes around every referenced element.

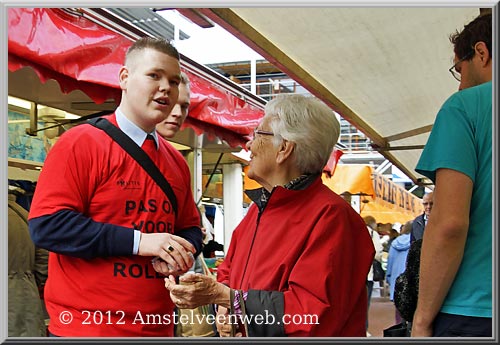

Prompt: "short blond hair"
[125,37,179,67]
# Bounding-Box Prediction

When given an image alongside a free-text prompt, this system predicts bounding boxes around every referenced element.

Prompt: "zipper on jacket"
[238,192,271,288]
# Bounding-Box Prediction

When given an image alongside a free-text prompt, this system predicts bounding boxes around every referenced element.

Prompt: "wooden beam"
[372,144,425,151]
[385,124,433,142]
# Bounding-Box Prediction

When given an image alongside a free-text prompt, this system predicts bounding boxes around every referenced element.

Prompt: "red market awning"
[181,69,264,145]
[8,8,126,104]
[8,8,264,148]
[322,148,344,177]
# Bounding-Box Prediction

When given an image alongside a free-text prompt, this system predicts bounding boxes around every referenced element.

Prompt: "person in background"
[412,13,492,337]
[339,191,352,204]
[198,205,224,258]
[155,69,221,278]
[164,94,375,337]
[8,188,48,337]
[198,205,215,247]
[28,37,202,337]
[375,223,391,252]
[155,70,211,280]
[155,72,225,260]
[386,222,401,251]
[410,192,433,243]
[386,220,412,324]
[204,205,216,229]
[156,71,191,139]
[362,215,384,336]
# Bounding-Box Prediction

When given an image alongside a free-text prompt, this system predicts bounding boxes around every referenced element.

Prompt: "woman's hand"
[164,273,231,309]
[216,306,242,337]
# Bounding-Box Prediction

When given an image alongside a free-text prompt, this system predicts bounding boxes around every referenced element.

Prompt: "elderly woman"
[165,94,374,337]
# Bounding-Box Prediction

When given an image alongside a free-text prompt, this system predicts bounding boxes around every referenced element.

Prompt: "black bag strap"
[88,117,178,215]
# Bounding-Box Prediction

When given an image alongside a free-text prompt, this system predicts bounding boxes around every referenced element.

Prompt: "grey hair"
[265,94,340,174]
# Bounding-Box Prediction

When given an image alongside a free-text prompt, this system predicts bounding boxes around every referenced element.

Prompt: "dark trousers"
[433,312,492,337]
[366,280,374,330]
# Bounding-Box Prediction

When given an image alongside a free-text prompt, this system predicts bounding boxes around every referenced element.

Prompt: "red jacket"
[218,177,374,336]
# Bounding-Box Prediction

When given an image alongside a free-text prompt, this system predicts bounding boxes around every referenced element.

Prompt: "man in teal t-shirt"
[412,13,492,337]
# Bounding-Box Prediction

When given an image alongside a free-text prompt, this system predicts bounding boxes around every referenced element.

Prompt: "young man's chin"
[157,128,177,139]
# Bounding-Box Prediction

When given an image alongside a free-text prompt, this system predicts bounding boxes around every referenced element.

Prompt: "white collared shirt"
[115,107,160,254]
[115,107,159,149]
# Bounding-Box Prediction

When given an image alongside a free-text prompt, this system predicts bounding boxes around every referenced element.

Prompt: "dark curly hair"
[449,13,492,61]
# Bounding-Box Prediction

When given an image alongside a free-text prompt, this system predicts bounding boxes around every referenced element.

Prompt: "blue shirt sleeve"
[29,209,135,259]
[176,226,203,257]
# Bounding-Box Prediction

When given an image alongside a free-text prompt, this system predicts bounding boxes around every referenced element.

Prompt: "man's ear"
[118,66,129,90]
[276,139,295,164]
[475,41,491,67]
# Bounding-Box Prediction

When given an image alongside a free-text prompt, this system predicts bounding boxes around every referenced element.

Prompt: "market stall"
[322,164,423,224]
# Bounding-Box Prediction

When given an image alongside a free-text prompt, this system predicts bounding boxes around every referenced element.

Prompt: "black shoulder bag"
[88,117,178,215]
[394,238,422,322]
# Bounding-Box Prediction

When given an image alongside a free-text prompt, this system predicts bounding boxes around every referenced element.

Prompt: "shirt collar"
[283,173,316,190]
[246,173,318,212]
[115,107,159,149]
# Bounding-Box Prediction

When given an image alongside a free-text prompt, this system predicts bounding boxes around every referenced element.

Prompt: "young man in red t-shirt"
[29,37,202,337]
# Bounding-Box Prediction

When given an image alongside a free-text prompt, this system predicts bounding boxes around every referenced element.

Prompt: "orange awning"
[322,164,423,224]
[359,198,417,224]
[322,164,375,197]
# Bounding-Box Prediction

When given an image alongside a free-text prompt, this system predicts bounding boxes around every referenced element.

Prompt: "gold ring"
[167,245,174,252]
